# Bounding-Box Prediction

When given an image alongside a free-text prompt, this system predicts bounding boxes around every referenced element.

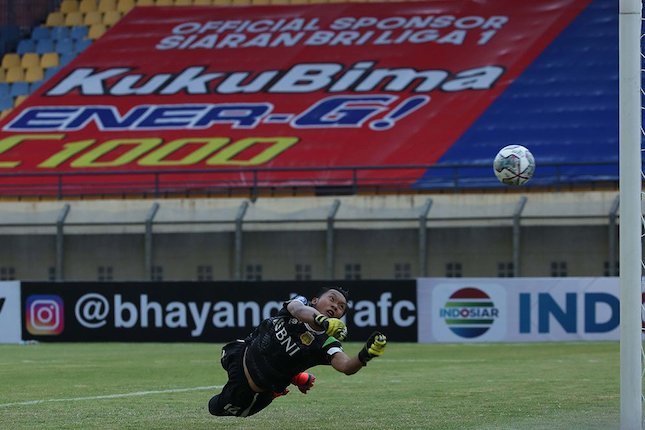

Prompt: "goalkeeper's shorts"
[208,340,274,417]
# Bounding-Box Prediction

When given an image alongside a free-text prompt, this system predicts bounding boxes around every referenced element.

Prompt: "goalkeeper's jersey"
[243,295,344,392]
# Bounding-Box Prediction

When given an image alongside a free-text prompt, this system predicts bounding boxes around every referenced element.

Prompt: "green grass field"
[0,342,620,429]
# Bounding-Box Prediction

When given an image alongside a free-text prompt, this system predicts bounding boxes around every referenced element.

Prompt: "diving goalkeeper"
[208,287,387,417]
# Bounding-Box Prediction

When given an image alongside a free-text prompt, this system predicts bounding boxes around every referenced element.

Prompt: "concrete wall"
[0,191,622,281]
[0,224,614,281]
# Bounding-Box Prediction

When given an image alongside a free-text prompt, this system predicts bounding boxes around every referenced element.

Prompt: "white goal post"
[620,0,643,428]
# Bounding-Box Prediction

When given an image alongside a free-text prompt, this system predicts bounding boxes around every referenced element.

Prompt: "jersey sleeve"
[283,295,308,311]
[321,336,344,362]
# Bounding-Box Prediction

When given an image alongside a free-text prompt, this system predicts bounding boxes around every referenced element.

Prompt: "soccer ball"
[493,145,535,186]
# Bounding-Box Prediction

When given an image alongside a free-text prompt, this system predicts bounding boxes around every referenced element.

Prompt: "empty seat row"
[0,67,49,84]
[61,0,122,13]
[9,66,61,84]
[46,10,123,27]
[0,94,30,111]
[130,0,213,5]
[0,82,42,97]
[32,25,89,41]
[144,0,270,4]
[17,38,93,55]
[2,53,61,70]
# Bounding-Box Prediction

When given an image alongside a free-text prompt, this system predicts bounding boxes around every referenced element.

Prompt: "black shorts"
[208,340,274,417]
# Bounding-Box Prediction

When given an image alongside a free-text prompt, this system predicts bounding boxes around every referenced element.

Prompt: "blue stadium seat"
[9,82,30,97]
[54,38,75,54]
[70,26,89,41]
[0,83,10,98]
[0,95,13,111]
[16,39,36,55]
[44,66,62,80]
[36,39,55,54]
[32,26,52,41]
[76,38,92,52]
[50,26,71,41]
[30,80,44,92]
[59,52,75,66]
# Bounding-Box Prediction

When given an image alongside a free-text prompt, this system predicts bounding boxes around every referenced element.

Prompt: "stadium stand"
[103,10,122,26]
[0,0,623,282]
[0,0,114,111]
[87,22,106,39]
[1,52,19,68]
[117,0,136,13]
[60,0,79,13]
[83,10,102,26]
[40,52,60,69]
[0,0,299,114]
[45,11,65,26]
[4,65,23,83]
[79,0,98,13]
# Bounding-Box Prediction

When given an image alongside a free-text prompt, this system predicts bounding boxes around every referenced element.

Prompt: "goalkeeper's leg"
[208,390,274,417]
[209,342,274,417]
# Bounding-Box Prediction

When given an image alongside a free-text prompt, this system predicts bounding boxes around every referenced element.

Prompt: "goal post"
[619,0,643,428]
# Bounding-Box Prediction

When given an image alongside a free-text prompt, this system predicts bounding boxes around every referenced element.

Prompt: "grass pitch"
[0,342,619,429]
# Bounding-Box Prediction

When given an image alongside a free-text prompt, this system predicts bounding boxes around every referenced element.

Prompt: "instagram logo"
[26,295,64,335]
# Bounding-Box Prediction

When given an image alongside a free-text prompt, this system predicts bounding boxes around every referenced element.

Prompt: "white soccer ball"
[493,145,535,186]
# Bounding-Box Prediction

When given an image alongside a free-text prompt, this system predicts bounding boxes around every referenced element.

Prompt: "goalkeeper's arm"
[330,332,387,375]
[287,299,347,340]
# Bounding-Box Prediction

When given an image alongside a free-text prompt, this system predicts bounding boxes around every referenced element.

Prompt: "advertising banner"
[21,280,417,342]
[0,0,592,194]
[0,281,21,344]
[417,277,620,343]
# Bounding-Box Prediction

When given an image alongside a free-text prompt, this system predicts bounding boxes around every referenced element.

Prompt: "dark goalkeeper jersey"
[243,295,344,392]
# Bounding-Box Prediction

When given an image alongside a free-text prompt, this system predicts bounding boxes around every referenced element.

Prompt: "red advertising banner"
[0,1,591,195]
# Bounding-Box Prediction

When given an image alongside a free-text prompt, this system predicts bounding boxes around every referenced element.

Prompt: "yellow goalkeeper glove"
[358,332,387,365]
[314,314,347,341]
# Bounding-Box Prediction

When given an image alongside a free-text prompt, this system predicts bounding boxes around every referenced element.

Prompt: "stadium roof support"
[418,198,433,277]
[144,202,160,282]
[326,199,340,280]
[234,201,249,281]
[608,195,620,277]
[55,203,70,282]
[512,196,528,277]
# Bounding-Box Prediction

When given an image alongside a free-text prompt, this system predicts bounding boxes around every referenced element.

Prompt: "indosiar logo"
[432,284,506,341]
[439,288,499,338]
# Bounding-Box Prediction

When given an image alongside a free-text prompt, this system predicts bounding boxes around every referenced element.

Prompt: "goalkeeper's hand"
[314,314,347,341]
[291,373,316,394]
[358,331,387,365]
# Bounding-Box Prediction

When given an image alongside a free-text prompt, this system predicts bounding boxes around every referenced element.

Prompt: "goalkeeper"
[208,287,387,418]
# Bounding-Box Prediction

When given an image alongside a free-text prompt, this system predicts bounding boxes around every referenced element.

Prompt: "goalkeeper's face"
[312,289,347,318]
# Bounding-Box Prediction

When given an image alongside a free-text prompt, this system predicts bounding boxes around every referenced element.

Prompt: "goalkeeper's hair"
[315,286,349,303]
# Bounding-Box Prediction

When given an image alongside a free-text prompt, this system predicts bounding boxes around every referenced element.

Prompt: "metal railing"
[0,160,620,200]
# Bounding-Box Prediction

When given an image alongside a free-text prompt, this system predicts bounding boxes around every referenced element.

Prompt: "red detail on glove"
[291,372,315,394]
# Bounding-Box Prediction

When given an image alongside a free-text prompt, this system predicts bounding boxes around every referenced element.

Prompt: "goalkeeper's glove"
[291,372,315,394]
[314,314,348,341]
[358,331,387,365]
